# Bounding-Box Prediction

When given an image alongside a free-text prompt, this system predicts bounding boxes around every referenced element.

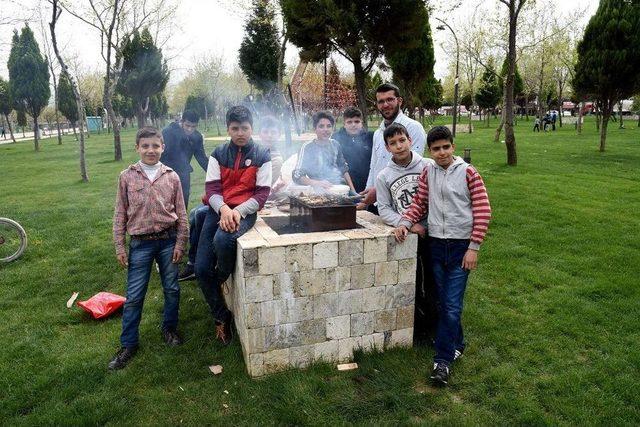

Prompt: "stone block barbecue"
[224,207,418,377]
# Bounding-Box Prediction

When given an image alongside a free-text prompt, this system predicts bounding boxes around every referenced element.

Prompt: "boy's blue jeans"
[195,208,257,324]
[120,237,180,348]
[430,238,470,366]
[187,204,209,265]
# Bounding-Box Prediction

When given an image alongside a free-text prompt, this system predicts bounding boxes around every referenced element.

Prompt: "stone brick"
[273,272,299,299]
[245,275,274,303]
[374,309,397,332]
[337,289,363,315]
[350,312,374,336]
[290,344,314,368]
[298,269,326,296]
[374,261,398,286]
[259,247,286,275]
[261,299,286,326]
[313,293,339,319]
[326,315,350,340]
[286,297,314,323]
[338,336,362,362]
[387,234,417,260]
[249,353,264,377]
[314,340,339,362]
[326,267,351,292]
[396,304,415,329]
[299,318,327,345]
[389,328,413,348]
[338,240,364,266]
[247,328,265,353]
[351,263,375,289]
[264,319,325,350]
[361,332,384,352]
[363,237,388,263]
[313,242,339,268]
[286,244,313,272]
[397,258,417,284]
[243,248,259,277]
[392,283,416,308]
[362,287,386,312]
[245,303,262,329]
[263,348,290,374]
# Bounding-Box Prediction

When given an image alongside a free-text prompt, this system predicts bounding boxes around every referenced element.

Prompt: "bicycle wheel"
[0,218,27,263]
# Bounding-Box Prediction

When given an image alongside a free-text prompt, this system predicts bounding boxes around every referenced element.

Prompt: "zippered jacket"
[205,139,272,218]
[332,128,373,193]
[375,152,433,227]
[399,156,491,250]
[160,122,208,174]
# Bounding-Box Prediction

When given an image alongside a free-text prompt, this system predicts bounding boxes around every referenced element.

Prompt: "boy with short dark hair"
[332,106,373,193]
[110,127,189,370]
[195,106,272,345]
[375,123,437,345]
[394,125,491,386]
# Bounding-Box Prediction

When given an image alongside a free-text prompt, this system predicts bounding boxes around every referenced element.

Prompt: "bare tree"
[49,0,88,182]
[60,0,174,161]
[38,14,64,145]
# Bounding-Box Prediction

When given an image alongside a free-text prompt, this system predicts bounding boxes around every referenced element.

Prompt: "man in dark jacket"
[160,110,209,208]
[331,107,373,193]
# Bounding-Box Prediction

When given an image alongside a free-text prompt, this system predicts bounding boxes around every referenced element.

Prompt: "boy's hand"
[172,247,183,264]
[219,205,235,232]
[410,223,426,238]
[116,253,128,268]
[230,209,241,232]
[359,187,376,205]
[462,249,478,270]
[393,225,409,242]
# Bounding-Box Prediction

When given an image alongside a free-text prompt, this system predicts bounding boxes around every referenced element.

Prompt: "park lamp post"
[435,18,459,137]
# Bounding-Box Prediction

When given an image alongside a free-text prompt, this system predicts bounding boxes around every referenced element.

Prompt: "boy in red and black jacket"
[195,106,272,345]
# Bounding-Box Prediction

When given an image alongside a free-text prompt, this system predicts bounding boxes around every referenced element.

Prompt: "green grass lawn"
[1,117,639,425]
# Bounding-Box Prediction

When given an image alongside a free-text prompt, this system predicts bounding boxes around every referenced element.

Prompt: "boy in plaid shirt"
[110,127,189,370]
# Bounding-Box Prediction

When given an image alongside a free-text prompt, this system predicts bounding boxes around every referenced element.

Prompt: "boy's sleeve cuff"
[468,241,481,251]
[398,219,413,229]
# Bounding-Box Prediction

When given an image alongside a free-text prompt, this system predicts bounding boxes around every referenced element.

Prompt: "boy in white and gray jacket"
[375,123,438,346]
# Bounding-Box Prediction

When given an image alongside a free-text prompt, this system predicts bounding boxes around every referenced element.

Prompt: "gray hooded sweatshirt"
[375,151,434,227]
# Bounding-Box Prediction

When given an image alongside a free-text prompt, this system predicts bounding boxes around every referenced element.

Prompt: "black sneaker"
[430,362,450,386]
[162,328,184,346]
[214,319,234,346]
[108,346,138,370]
[178,263,195,281]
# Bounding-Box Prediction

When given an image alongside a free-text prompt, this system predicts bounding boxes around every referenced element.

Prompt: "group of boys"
[110,83,491,387]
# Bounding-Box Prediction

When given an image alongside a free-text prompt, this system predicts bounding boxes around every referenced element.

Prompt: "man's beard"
[381,104,400,121]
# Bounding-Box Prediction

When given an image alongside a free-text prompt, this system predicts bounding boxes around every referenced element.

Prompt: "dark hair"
[383,123,410,145]
[312,110,335,128]
[376,82,400,98]
[182,109,199,123]
[226,105,253,127]
[259,115,281,131]
[136,126,163,145]
[427,125,454,147]
[342,106,362,119]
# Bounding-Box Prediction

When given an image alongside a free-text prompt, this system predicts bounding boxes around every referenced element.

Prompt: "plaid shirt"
[113,162,189,256]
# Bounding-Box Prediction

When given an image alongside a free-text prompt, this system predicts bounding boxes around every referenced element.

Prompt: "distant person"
[109,127,189,370]
[196,106,271,345]
[331,106,373,193]
[293,111,356,193]
[394,125,492,387]
[375,123,438,344]
[543,113,551,132]
[360,83,426,212]
[1,125,5,139]
[533,117,541,132]
[551,111,557,131]
[160,110,208,209]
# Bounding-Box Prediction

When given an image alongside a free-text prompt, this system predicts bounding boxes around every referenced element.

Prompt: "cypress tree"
[57,72,79,129]
[238,0,282,93]
[573,0,640,151]
[475,60,502,127]
[7,26,51,151]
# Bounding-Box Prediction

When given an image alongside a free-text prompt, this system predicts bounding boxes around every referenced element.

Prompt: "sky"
[0,0,598,85]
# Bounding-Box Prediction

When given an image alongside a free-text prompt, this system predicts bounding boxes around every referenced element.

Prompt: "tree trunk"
[3,114,16,143]
[494,103,505,142]
[104,93,121,160]
[468,109,473,133]
[33,117,40,151]
[352,60,368,129]
[595,111,600,131]
[618,102,624,129]
[55,111,62,144]
[503,0,518,166]
[600,107,611,152]
[72,121,77,140]
[277,32,288,91]
[577,102,583,135]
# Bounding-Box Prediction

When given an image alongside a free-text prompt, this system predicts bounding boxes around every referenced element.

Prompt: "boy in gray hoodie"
[375,123,438,346]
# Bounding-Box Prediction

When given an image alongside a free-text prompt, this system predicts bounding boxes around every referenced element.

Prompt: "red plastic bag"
[77,292,126,319]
